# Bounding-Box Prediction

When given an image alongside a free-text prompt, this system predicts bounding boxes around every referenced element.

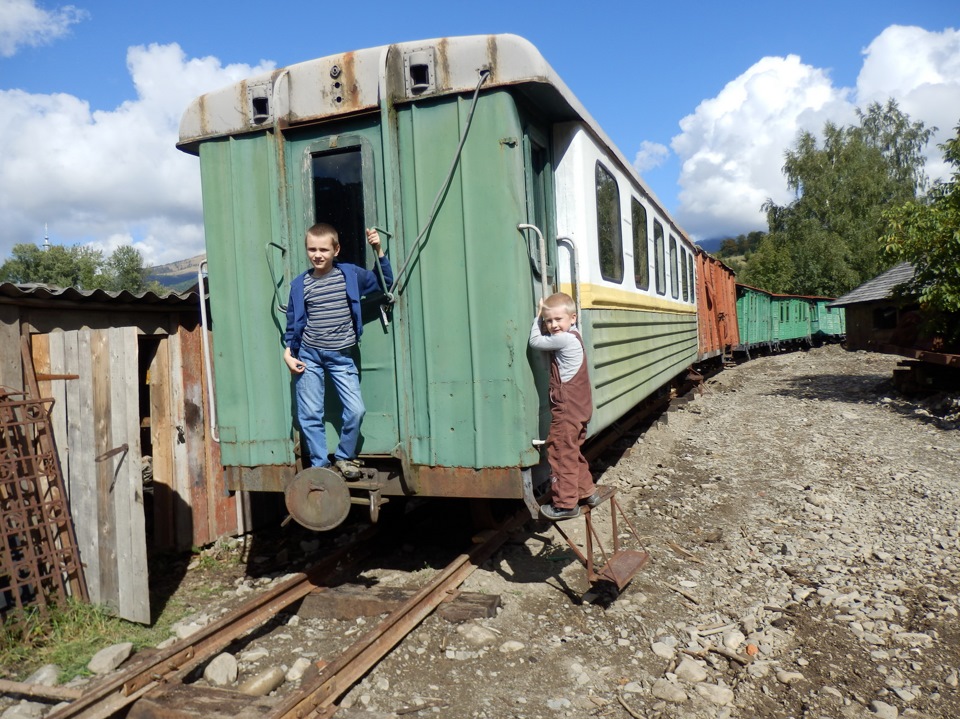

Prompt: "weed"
[0,594,195,683]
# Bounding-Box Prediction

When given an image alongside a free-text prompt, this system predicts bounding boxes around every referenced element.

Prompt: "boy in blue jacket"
[283,223,393,478]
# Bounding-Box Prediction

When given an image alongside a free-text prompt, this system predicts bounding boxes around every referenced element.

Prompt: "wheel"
[284,466,351,531]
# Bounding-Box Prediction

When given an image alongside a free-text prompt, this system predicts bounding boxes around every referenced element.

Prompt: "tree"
[747,101,934,296]
[0,242,158,293]
[882,122,960,345]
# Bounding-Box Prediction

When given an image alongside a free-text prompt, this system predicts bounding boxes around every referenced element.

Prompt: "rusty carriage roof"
[176,33,690,244]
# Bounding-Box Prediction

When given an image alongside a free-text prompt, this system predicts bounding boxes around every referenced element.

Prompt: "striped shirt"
[301,268,356,350]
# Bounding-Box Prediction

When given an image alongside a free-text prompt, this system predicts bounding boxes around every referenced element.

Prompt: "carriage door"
[286,128,400,455]
[522,127,558,296]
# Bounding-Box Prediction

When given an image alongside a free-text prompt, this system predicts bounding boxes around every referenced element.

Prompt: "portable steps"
[549,485,650,591]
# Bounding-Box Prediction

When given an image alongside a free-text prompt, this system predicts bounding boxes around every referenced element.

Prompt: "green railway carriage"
[810,298,846,342]
[735,284,774,354]
[773,295,811,348]
[178,35,698,529]
[736,285,845,355]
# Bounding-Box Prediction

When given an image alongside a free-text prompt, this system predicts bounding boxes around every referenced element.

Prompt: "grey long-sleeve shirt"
[528,317,585,383]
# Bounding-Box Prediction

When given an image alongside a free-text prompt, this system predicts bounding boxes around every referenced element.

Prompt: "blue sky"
[1,0,958,264]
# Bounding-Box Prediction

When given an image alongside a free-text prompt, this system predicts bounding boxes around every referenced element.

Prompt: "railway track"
[45,511,528,719]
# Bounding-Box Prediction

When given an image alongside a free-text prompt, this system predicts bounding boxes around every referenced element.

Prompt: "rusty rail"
[45,526,380,719]
[46,508,528,719]
[271,509,528,718]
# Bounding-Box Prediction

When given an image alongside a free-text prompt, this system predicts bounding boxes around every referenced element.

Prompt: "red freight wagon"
[695,249,739,362]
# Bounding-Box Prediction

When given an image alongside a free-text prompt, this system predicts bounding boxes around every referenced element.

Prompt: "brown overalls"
[547,330,595,509]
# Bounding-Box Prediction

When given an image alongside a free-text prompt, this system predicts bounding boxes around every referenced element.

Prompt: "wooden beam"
[297,585,501,623]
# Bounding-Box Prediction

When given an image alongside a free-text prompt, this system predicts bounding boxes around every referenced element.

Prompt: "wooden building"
[829,263,917,351]
[0,281,249,623]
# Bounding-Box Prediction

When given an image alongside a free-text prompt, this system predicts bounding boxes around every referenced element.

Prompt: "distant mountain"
[147,254,206,292]
[694,237,726,253]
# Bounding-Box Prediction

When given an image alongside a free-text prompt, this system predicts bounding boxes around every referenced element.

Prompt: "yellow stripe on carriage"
[563,283,697,315]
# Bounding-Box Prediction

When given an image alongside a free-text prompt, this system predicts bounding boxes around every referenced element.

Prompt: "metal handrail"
[197,260,219,444]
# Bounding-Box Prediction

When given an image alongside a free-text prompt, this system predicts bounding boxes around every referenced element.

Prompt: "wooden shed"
[0,281,249,623]
[829,263,917,351]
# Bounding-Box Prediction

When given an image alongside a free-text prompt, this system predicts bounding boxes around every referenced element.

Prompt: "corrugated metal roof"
[828,263,915,307]
[0,281,200,306]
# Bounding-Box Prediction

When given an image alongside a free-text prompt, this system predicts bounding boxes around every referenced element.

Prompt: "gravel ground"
[5,345,959,719]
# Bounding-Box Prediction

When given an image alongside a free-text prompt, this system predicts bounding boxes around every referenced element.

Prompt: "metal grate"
[0,385,87,621]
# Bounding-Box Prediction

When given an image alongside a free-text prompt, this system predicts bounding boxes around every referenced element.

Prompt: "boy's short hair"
[305,223,339,247]
[543,292,576,315]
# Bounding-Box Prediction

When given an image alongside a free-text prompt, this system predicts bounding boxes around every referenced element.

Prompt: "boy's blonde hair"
[305,223,339,247]
[543,292,576,315]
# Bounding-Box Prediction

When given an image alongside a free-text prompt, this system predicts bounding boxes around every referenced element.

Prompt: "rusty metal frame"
[0,383,88,622]
[551,488,650,591]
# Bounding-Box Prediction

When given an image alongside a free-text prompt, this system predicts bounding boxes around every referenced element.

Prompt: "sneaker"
[579,491,603,508]
[334,459,362,480]
[540,504,580,521]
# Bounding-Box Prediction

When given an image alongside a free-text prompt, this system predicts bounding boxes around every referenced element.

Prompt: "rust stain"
[339,51,360,113]
[435,37,450,90]
[485,35,498,83]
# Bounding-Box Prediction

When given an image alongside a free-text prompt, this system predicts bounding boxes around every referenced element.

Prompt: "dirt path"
[353,345,960,719]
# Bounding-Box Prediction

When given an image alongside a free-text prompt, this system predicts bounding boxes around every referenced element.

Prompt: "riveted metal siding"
[198,135,295,467]
[394,91,541,469]
[737,287,773,347]
[584,308,697,433]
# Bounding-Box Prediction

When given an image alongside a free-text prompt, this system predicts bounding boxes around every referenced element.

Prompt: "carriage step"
[595,550,651,590]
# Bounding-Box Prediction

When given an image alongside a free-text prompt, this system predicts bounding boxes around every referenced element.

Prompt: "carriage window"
[631,199,649,290]
[688,252,695,303]
[669,235,679,299]
[680,250,688,302]
[312,148,366,267]
[595,163,623,283]
[653,221,665,295]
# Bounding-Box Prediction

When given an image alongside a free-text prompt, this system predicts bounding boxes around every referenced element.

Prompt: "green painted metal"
[811,299,846,339]
[774,297,811,342]
[198,134,297,467]
[584,309,697,432]
[392,90,542,469]
[736,286,773,348]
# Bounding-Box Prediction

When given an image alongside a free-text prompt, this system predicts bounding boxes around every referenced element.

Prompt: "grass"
[0,568,217,683]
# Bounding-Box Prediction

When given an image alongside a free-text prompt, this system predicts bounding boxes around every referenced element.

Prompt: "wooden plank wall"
[35,328,150,623]
[151,324,236,552]
[0,305,22,391]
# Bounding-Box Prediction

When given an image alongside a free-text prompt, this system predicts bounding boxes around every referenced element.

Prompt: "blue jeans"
[295,344,365,467]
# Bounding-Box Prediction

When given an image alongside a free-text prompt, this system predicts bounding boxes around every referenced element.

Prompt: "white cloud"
[670,25,960,240]
[856,25,960,183]
[0,0,86,57]
[0,43,274,263]
[633,141,670,172]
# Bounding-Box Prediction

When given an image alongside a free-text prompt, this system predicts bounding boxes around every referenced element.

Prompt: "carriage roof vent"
[247,81,273,125]
[404,48,436,96]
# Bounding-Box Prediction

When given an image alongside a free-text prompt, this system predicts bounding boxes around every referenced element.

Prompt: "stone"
[238,667,286,696]
[87,642,133,674]
[23,664,59,687]
[203,653,238,686]
[776,670,805,685]
[456,623,499,646]
[869,700,898,719]
[651,679,688,704]
[0,702,46,719]
[695,682,734,705]
[675,658,708,683]
[498,640,524,653]
[722,629,746,651]
[285,657,313,682]
[239,647,271,663]
[651,641,675,659]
